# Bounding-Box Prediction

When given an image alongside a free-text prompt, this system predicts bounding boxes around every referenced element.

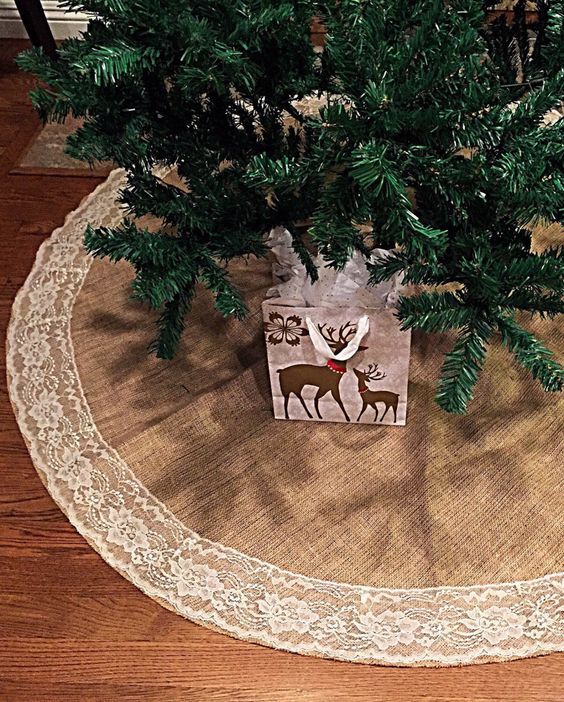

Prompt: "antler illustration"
[318,322,357,350]
[339,321,356,345]
[306,316,370,361]
[318,324,340,347]
[364,363,387,381]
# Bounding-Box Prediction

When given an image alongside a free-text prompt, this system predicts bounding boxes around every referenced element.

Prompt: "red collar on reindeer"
[358,386,369,394]
[326,359,347,374]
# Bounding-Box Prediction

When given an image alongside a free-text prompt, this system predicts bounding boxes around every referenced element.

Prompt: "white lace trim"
[6,169,564,666]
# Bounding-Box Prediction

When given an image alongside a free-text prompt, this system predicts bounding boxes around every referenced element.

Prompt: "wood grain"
[0,38,562,701]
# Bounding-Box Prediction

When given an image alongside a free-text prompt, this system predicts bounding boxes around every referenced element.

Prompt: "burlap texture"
[70,224,563,590]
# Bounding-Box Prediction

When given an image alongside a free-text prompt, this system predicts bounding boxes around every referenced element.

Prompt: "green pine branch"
[148,287,195,360]
[398,291,474,334]
[502,251,564,291]
[497,314,563,391]
[71,40,160,85]
[287,223,319,282]
[436,320,493,414]
[85,221,183,267]
[197,254,248,320]
[505,289,564,317]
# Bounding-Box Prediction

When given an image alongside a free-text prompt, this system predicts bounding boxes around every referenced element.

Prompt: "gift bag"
[262,228,411,426]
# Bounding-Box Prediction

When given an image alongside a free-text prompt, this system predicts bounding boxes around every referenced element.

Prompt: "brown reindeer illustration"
[354,365,399,423]
[277,321,367,421]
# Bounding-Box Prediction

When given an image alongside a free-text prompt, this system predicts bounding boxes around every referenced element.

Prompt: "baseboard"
[0,1,88,39]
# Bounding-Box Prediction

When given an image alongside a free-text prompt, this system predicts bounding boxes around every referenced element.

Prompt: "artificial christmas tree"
[17,0,563,414]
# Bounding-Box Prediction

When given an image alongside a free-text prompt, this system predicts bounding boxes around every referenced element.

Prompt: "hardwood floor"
[0,39,562,701]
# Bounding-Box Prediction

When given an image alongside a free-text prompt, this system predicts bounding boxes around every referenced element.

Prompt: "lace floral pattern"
[6,169,564,666]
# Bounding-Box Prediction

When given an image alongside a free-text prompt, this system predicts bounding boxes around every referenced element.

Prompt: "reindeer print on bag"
[263,302,411,425]
[354,365,399,423]
[277,321,368,421]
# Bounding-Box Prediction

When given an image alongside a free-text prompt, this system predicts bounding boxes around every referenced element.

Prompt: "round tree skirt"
[7,170,564,667]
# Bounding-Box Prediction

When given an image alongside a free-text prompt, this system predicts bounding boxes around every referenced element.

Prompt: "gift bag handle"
[305,315,370,361]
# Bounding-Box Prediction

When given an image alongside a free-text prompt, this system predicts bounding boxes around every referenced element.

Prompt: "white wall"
[0,1,88,39]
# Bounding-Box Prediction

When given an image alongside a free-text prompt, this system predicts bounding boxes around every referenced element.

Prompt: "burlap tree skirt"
[7,170,564,666]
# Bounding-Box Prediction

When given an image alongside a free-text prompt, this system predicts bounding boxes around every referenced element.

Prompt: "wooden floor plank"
[0,37,562,701]
[0,641,562,701]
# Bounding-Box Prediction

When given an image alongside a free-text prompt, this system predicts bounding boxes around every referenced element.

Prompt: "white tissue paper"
[266,226,404,309]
